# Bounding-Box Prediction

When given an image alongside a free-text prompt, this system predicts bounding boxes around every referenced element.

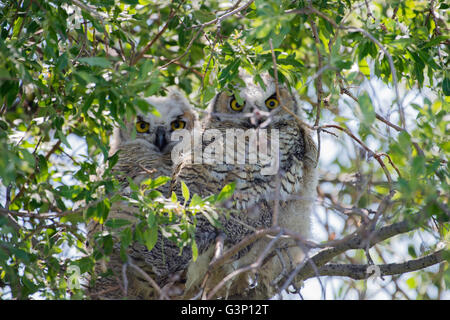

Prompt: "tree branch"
[131,1,182,66]
[315,250,445,280]
[1,196,111,220]
[127,258,170,300]
[279,218,422,292]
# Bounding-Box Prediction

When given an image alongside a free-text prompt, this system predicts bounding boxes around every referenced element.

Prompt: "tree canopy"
[0,0,448,299]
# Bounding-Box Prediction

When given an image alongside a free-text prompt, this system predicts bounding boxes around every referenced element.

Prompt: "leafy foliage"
[0,0,448,299]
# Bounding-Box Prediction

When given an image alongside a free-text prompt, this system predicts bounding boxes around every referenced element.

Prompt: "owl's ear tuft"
[167,87,184,100]
[167,86,197,113]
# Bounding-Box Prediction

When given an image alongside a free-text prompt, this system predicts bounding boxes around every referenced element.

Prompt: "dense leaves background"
[0,0,448,299]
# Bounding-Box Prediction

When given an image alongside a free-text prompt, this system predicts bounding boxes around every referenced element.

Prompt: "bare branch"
[283,218,421,285]
[316,250,445,280]
[190,0,255,29]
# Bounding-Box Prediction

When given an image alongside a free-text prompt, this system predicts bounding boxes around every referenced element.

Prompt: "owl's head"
[112,88,197,154]
[206,70,302,129]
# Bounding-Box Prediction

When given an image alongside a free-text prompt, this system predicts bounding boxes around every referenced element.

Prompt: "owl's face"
[115,90,197,154]
[207,72,301,129]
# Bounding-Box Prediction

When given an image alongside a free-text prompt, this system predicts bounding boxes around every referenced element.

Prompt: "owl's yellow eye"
[171,120,186,130]
[230,98,245,112]
[136,121,150,133]
[265,97,279,109]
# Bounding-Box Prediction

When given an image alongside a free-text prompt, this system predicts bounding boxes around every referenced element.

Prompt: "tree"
[0,0,448,300]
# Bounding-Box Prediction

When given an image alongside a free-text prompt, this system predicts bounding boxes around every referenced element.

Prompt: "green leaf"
[56,52,69,72]
[202,85,216,104]
[219,59,240,87]
[217,182,236,202]
[443,77,450,96]
[358,58,370,78]
[408,245,417,258]
[358,93,375,126]
[127,177,139,192]
[334,60,353,70]
[0,67,10,79]
[105,219,132,229]
[20,149,36,168]
[147,211,156,228]
[144,80,163,97]
[190,194,203,207]
[278,55,304,68]
[181,180,190,203]
[120,227,133,248]
[193,10,216,23]
[57,130,72,149]
[143,225,158,251]
[142,176,171,189]
[78,57,111,68]
[420,35,449,49]
[191,240,198,261]
[135,98,151,113]
[406,276,417,289]
[171,191,178,203]
[11,248,31,263]
[12,17,23,38]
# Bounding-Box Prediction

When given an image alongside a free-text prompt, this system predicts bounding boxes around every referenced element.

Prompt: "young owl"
[87,89,198,299]
[110,90,197,194]
[171,71,318,299]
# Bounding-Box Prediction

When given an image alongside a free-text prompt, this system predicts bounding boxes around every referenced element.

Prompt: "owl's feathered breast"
[113,140,173,190]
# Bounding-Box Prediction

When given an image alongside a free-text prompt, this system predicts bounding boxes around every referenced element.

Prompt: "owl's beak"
[250,108,269,127]
[155,126,167,151]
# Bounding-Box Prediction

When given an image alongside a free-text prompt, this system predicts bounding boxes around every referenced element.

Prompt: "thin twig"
[206,230,283,299]
[190,0,255,29]
[131,1,182,65]
[307,7,323,127]
[159,25,205,69]
[127,258,169,300]
[317,124,394,187]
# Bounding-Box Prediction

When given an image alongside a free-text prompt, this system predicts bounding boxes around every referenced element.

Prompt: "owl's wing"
[170,154,275,254]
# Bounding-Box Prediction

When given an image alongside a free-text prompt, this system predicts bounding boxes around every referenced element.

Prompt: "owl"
[109,90,197,194]
[87,89,199,299]
[171,70,318,299]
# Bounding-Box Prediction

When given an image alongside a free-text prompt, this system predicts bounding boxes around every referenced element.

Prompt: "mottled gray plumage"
[171,71,318,299]
[87,89,198,299]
